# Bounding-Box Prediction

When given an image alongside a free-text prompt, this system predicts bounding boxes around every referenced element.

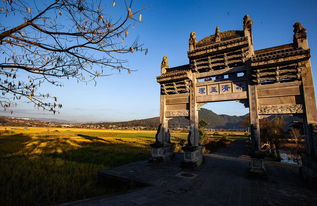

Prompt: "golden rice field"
[0,126,246,205]
[0,126,187,206]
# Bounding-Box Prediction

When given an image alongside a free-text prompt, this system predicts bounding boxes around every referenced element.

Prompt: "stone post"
[244,15,260,153]
[188,73,199,146]
[294,23,317,181]
[248,85,261,152]
[182,72,203,167]
[248,84,266,176]
[150,56,174,161]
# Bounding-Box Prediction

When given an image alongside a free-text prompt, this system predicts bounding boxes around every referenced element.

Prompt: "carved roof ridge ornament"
[254,44,294,55]
[215,26,221,42]
[293,22,306,37]
[195,31,244,48]
[251,48,310,63]
[157,70,188,79]
[243,14,253,54]
[189,32,197,51]
[293,22,308,49]
[161,56,168,74]
[243,15,253,29]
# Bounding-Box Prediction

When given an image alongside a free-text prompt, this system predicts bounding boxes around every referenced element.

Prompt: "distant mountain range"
[82,108,249,130]
[0,116,76,127]
[0,108,249,129]
[200,108,249,129]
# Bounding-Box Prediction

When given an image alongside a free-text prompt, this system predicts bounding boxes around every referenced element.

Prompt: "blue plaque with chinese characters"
[198,87,206,95]
[220,84,231,93]
[209,85,219,95]
[233,82,246,92]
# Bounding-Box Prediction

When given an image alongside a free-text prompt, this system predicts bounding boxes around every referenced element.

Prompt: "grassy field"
[0,126,246,205]
[0,127,189,205]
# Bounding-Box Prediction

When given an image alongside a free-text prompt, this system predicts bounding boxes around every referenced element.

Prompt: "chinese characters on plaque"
[197,82,246,95]
[198,87,206,95]
[220,83,231,94]
[233,82,246,92]
[210,85,218,94]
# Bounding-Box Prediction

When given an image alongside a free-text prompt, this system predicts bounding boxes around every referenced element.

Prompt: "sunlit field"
[0,126,187,205]
[0,126,246,205]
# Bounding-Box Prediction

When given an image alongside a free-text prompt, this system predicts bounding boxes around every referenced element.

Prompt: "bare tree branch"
[0,0,146,113]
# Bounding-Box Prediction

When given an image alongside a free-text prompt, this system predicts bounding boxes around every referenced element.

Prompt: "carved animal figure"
[161,56,168,74]
[293,22,306,36]
[189,32,197,50]
[243,15,253,27]
[190,32,196,42]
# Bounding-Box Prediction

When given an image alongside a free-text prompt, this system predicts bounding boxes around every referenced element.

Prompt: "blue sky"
[2,0,317,122]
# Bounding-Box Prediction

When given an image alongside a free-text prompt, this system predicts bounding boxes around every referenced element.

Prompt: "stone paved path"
[214,139,250,157]
[63,139,317,206]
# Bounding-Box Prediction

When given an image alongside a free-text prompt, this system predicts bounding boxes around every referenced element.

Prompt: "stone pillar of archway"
[293,23,317,181]
[248,83,261,152]
[150,57,175,161]
[248,84,266,175]
[300,60,317,181]
[301,60,317,156]
[182,72,203,167]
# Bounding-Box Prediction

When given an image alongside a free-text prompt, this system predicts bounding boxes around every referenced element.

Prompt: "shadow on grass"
[0,153,145,206]
[77,134,111,142]
[47,143,149,167]
[0,132,151,206]
[0,132,150,166]
[0,133,31,157]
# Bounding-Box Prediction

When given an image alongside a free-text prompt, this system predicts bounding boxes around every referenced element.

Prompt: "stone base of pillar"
[249,158,266,177]
[181,145,203,168]
[300,154,317,184]
[150,143,175,162]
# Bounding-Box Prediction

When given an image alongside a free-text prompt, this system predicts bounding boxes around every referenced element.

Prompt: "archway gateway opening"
[200,101,249,131]
[151,15,317,176]
[166,101,249,131]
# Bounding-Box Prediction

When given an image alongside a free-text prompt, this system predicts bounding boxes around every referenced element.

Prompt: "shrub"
[260,117,286,160]
[199,120,209,145]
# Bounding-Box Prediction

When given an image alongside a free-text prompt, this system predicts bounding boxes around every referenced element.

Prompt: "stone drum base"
[182,145,203,168]
[150,143,175,162]
[249,158,266,177]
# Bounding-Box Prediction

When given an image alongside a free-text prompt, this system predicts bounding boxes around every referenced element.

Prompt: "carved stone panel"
[258,104,304,114]
[166,110,189,117]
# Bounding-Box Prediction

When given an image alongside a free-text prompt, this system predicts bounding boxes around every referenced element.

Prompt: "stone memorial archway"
[151,16,317,175]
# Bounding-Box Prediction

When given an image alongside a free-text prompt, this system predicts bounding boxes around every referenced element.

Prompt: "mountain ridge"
[84,108,248,130]
[1,108,249,129]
